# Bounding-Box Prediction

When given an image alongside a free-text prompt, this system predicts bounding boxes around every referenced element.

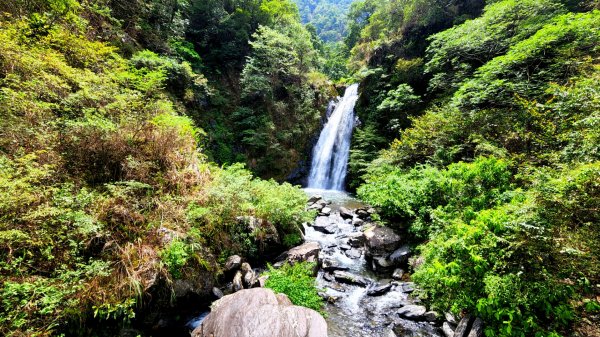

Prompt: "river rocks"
[443,322,455,337]
[389,245,411,265]
[346,232,365,247]
[232,271,243,292]
[333,270,370,286]
[313,223,337,234]
[224,255,242,272]
[352,216,365,227]
[401,282,415,293]
[363,226,402,256]
[339,207,354,219]
[445,312,458,325]
[454,315,475,337]
[212,287,224,299]
[392,268,405,280]
[344,248,362,259]
[307,195,322,204]
[397,305,427,320]
[241,263,258,288]
[467,318,485,337]
[367,283,392,296]
[424,311,440,322]
[321,258,347,271]
[320,207,332,216]
[283,241,320,264]
[192,288,327,337]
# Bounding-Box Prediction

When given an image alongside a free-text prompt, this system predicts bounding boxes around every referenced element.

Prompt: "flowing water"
[307,84,359,191]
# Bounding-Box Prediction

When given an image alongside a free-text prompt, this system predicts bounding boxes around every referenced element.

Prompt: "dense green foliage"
[264,262,324,312]
[353,0,600,336]
[0,1,319,335]
[294,0,355,42]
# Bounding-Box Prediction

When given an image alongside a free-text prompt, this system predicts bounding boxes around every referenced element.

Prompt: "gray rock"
[453,315,474,337]
[241,263,257,288]
[363,226,402,256]
[443,322,455,337]
[467,317,484,337]
[333,270,370,286]
[424,311,439,322]
[389,244,411,265]
[319,207,332,216]
[192,288,327,337]
[339,244,351,251]
[322,273,334,282]
[232,271,243,292]
[401,282,415,293]
[307,195,322,204]
[367,283,392,296]
[339,207,354,219]
[367,208,377,214]
[321,258,347,272]
[445,312,458,325]
[277,241,321,265]
[356,209,370,219]
[352,216,365,227]
[258,275,268,288]
[392,268,404,280]
[313,224,337,234]
[224,255,242,272]
[345,248,362,259]
[212,287,224,299]
[346,232,365,247]
[397,305,427,320]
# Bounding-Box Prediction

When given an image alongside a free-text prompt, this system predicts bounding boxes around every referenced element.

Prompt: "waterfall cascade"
[307,84,359,191]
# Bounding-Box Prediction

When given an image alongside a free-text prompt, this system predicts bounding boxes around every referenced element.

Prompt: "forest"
[0,0,598,336]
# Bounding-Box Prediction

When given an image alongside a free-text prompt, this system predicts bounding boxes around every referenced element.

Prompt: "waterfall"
[307,84,359,191]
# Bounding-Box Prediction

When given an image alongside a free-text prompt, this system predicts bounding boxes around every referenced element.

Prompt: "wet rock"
[307,195,322,204]
[232,271,243,292]
[277,241,321,265]
[241,263,257,288]
[192,288,327,337]
[322,273,334,282]
[401,282,415,293]
[453,315,474,337]
[313,224,337,234]
[308,199,328,211]
[212,287,224,299]
[224,255,242,272]
[319,207,332,216]
[346,232,365,247]
[345,248,362,259]
[443,322,455,337]
[352,216,365,227]
[397,305,427,320]
[356,208,370,219]
[467,317,485,337]
[445,312,458,325]
[333,270,370,286]
[339,207,354,219]
[389,244,411,265]
[321,258,347,271]
[364,226,402,256]
[424,311,440,322]
[339,244,351,251]
[392,268,405,280]
[367,283,392,296]
[373,256,394,271]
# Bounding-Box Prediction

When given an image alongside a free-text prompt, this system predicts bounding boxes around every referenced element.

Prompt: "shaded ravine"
[303,190,443,337]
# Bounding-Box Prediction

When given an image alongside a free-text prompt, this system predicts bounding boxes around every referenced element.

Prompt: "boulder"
[277,241,321,265]
[389,245,411,265]
[224,255,242,272]
[339,207,354,219]
[356,209,370,219]
[397,305,427,320]
[352,216,365,227]
[232,271,243,292]
[467,318,484,337]
[307,195,322,204]
[212,287,224,299]
[453,315,474,337]
[445,312,458,325]
[313,224,337,234]
[442,322,455,337]
[321,258,347,272]
[345,249,362,259]
[333,271,370,287]
[392,268,404,280]
[424,311,439,322]
[241,263,257,288]
[191,288,327,337]
[366,283,392,296]
[346,232,365,247]
[319,207,332,216]
[401,282,415,293]
[363,226,402,256]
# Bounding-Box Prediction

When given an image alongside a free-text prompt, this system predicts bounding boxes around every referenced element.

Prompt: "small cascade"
[307,84,359,191]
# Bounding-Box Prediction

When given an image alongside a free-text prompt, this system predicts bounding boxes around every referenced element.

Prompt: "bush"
[264,262,323,313]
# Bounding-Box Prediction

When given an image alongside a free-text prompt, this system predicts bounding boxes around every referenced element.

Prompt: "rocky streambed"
[188,190,483,337]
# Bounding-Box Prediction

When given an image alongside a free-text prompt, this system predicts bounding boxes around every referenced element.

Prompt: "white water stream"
[307,84,359,191]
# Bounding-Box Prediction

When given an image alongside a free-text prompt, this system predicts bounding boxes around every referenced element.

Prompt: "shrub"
[264,262,323,313]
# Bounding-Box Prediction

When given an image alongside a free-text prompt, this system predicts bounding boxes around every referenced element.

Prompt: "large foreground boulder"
[363,226,402,256]
[191,288,327,337]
